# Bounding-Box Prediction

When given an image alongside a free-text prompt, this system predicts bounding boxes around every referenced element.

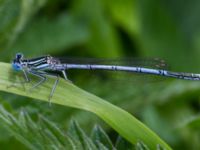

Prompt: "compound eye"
[16,53,23,59]
[12,63,22,71]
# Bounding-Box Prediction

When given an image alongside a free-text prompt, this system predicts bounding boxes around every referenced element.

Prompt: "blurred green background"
[0,0,200,149]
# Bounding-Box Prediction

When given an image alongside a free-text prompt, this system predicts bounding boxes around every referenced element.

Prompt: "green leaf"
[0,0,46,50]
[39,115,72,147]
[102,0,139,35]
[9,13,89,58]
[91,125,114,149]
[115,136,133,150]
[70,0,123,57]
[137,0,200,70]
[0,105,73,150]
[68,120,98,150]
[0,106,36,149]
[135,141,150,150]
[142,105,176,144]
[178,115,200,130]
[0,62,172,150]
[95,141,110,150]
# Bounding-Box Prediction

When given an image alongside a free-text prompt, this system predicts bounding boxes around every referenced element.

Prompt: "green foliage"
[0,105,71,149]
[9,14,89,58]
[0,104,165,150]
[0,0,200,149]
[0,0,46,50]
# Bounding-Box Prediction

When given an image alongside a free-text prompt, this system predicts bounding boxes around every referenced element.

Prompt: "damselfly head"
[12,53,23,71]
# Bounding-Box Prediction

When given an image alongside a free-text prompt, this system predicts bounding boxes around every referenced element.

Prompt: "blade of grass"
[0,62,172,150]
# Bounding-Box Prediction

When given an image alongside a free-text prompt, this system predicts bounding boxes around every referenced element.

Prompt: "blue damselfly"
[12,53,200,103]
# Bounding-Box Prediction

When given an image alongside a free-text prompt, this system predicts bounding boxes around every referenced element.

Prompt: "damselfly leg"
[62,70,68,80]
[28,71,47,90]
[7,69,31,89]
[27,71,60,105]
[42,72,60,105]
[23,70,31,82]
[61,70,73,84]
[9,69,60,105]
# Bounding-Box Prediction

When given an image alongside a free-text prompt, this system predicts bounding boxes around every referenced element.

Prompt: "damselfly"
[12,53,200,103]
